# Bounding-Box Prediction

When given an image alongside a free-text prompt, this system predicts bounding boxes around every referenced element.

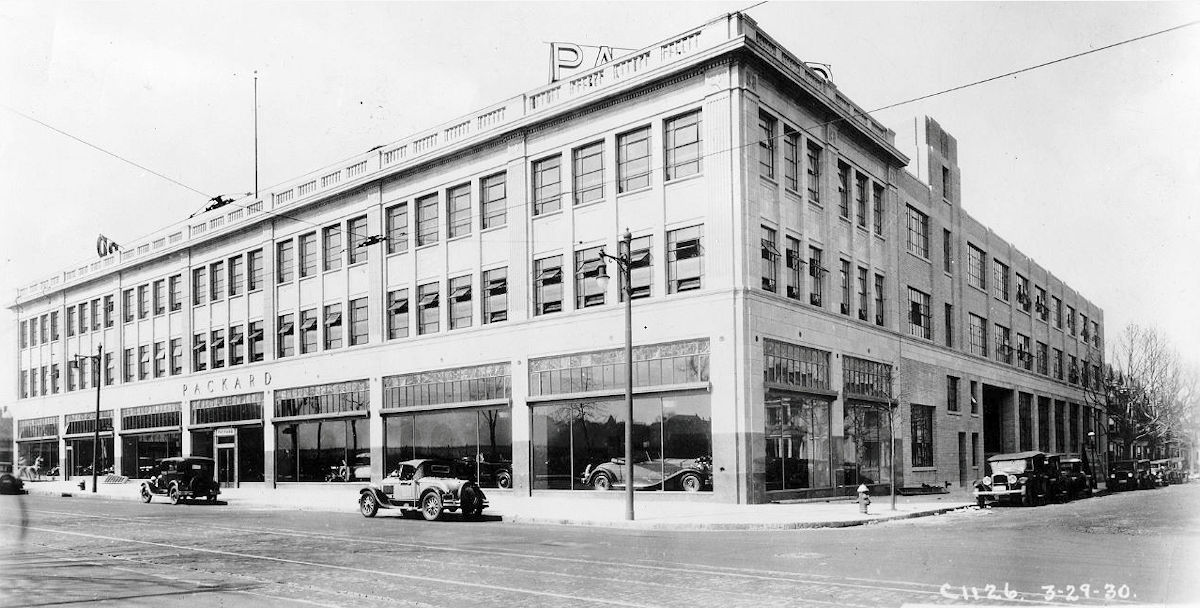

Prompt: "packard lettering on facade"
[185,372,272,396]
[8,12,1105,502]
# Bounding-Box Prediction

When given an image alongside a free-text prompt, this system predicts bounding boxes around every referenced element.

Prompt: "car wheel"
[976,496,986,509]
[592,472,612,491]
[421,492,444,521]
[679,472,702,493]
[169,487,182,505]
[140,486,153,503]
[496,470,513,489]
[359,493,379,518]
[207,494,217,503]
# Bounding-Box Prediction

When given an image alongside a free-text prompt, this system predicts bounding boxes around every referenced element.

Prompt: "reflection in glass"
[765,393,831,491]
[382,407,512,488]
[274,418,369,482]
[120,432,182,478]
[843,402,892,486]
[531,392,712,492]
[66,437,115,477]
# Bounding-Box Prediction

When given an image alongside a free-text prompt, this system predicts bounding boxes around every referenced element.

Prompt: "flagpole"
[254,71,259,199]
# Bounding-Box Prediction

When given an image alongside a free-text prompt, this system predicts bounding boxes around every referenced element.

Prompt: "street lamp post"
[70,344,104,493]
[594,229,635,521]
[1087,431,1098,490]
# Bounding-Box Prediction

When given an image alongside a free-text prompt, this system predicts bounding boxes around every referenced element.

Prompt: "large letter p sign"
[549,42,583,83]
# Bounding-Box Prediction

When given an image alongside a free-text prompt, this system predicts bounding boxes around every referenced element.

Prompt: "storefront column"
[112,413,124,477]
[1028,394,1039,453]
[511,355,530,496]
[1045,398,1057,453]
[264,387,276,485]
[181,400,193,456]
[368,376,384,481]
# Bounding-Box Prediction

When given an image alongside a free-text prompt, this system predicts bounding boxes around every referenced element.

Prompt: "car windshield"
[1113,461,1135,471]
[1059,462,1080,473]
[990,459,1030,475]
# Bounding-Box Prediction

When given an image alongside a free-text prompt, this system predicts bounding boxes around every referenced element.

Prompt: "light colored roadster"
[580,454,711,492]
[358,459,487,521]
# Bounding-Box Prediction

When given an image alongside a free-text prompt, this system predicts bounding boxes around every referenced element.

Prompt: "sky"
[2,1,1199,404]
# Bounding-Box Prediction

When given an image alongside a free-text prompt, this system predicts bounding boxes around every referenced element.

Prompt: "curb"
[21,483,973,530]
[503,504,973,530]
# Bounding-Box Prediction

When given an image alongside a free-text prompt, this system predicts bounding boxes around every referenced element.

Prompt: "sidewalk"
[20,479,975,530]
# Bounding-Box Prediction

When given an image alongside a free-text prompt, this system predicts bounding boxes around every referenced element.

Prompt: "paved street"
[2,484,1197,607]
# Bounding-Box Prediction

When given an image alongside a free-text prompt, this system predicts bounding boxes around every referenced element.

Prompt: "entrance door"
[958,432,971,488]
[216,432,237,488]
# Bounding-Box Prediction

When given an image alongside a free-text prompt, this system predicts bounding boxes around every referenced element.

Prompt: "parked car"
[358,459,486,521]
[325,452,372,482]
[1109,459,1155,491]
[580,453,711,492]
[139,457,220,505]
[973,451,1054,507]
[0,464,26,495]
[1057,455,1094,499]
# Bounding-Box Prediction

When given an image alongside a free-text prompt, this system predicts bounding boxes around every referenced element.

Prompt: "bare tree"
[1089,325,1190,460]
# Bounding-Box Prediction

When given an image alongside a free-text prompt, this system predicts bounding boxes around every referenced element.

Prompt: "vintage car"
[973,451,1053,507]
[358,459,486,521]
[139,457,220,505]
[1056,455,1094,499]
[580,453,711,492]
[455,457,513,489]
[1110,459,1156,490]
[0,463,26,495]
[325,452,372,482]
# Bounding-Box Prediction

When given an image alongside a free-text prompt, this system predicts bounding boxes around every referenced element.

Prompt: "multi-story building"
[8,13,1106,503]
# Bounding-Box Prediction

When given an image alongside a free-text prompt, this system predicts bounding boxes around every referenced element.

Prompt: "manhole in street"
[774,551,825,559]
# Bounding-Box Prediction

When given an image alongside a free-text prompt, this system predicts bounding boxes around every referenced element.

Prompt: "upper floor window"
[418,282,440,335]
[906,206,929,258]
[667,225,703,293]
[386,203,408,253]
[347,215,368,264]
[1066,305,1077,335]
[1053,296,1063,328]
[151,280,165,315]
[760,226,779,293]
[139,285,151,319]
[1036,341,1049,375]
[448,276,472,330]
[228,327,244,366]
[872,184,884,235]
[908,287,931,340]
[299,309,318,354]
[855,174,868,228]
[323,225,342,271]
[247,250,263,291]
[192,333,207,372]
[1035,285,1048,321]
[911,405,934,467]
[482,268,508,324]
[102,296,113,328]
[785,236,802,299]
[572,142,604,206]
[967,244,986,290]
[533,255,563,315]
[942,229,953,273]
[229,257,244,298]
[808,246,826,307]
[575,246,606,308]
[276,240,294,284]
[349,297,369,345]
[210,261,225,301]
[835,163,851,219]
[300,232,319,277]
[993,259,1010,301]
[1017,333,1032,370]
[387,289,409,339]
[480,173,507,230]
[665,110,702,181]
[622,235,653,301]
[447,185,472,239]
[617,127,651,192]
[874,273,885,326]
[324,304,343,350]
[1015,274,1031,312]
[124,288,136,322]
[839,260,851,315]
[757,113,776,180]
[968,314,988,357]
[857,267,869,321]
[417,193,439,246]
[782,128,799,191]
[532,156,562,216]
[994,323,1012,364]
[277,314,295,358]
[805,141,821,204]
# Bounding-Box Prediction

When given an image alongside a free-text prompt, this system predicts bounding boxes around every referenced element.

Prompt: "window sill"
[807,200,823,210]
[532,209,564,220]
[414,242,439,252]
[911,467,937,472]
[967,284,987,296]
[906,250,932,265]
[838,215,852,225]
[665,172,704,187]
[572,199,604,211]
[947,410,962,416]
[480,224,507,236]
[616,185,653,198]
[759,175,779,187]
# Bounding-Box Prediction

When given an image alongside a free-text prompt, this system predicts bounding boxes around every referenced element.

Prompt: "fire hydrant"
[857,484,871,514]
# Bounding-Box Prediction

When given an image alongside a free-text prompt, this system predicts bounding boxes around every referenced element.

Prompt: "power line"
[11,15,1199,264]
[0,103,214,200]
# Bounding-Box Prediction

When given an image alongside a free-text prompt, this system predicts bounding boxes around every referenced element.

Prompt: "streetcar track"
[13,506,1099,607]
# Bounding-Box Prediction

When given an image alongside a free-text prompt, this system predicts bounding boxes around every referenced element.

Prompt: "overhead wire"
[8,15,1198,262]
